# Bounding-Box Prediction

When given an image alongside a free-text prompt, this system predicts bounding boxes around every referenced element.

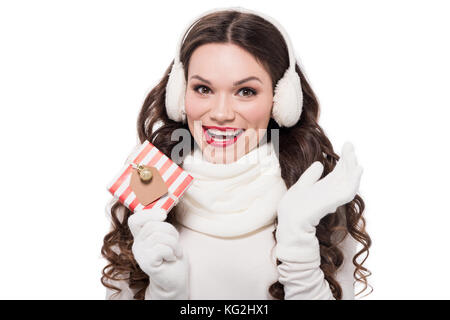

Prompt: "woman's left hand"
[278,141,363,227]
[275,141,363,262]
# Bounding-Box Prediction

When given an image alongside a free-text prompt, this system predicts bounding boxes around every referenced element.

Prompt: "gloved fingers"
[293,161,324,191]
[317,144,362,205]
[136,220,179,243]
[342,145,363,184]
[340,165,364,204]
[347,149,358,169]
[333,155,345,177]
[128,208,167,237]
[140,232,179,254]
[341,141,354,157]
[148,244,177,267]
[334,141,356,178]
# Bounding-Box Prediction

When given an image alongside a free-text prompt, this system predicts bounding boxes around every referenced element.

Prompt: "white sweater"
[105,141,358,300]
[176,221,356,300]
[105,219,357,300]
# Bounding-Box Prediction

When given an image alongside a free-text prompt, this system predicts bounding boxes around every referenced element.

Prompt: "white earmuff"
[165,6,303,127]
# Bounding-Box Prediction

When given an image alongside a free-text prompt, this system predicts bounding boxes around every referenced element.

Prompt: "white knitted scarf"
[175,141,287,238]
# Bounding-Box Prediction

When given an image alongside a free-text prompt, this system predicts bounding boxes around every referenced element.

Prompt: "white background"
[0,0,449,299]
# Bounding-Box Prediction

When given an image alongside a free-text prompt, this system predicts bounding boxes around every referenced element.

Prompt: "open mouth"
[202,126,245,147]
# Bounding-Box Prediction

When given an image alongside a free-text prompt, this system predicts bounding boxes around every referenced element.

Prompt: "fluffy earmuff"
[165,60,187,123]
[272,68,303,127]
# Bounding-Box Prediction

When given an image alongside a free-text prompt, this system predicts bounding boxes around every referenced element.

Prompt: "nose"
[209,92,235,123]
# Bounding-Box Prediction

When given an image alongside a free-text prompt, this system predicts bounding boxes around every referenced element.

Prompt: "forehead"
[187,43,271,84]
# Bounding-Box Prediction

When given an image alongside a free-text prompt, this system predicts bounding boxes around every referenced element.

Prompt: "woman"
[101,6,371,300]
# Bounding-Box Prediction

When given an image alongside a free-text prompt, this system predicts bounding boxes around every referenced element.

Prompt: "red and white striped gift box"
[107,140,194,213]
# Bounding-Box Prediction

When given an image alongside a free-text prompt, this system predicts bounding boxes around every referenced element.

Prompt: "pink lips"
[202,125,244,148]
[203,126,241,131]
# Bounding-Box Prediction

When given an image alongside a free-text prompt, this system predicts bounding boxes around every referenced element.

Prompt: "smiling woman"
[101,6,372,300]
[185,43,274,163]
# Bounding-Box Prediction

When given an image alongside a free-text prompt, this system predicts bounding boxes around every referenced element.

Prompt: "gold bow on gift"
[130,163,169,206]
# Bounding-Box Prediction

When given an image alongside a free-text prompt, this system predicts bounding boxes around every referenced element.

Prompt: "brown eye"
[194,85,211,95]
[238,87,257,97]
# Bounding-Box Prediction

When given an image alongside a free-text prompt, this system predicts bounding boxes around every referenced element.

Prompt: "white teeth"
[207,129,244,138]
[210,136,232,142]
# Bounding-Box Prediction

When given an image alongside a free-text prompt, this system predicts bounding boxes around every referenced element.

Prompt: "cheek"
[184,91,208,119]
[238,97,273,128]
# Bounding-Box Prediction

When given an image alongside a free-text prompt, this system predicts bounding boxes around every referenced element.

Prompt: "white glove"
[275,141,363,299]
[128,207,190,299]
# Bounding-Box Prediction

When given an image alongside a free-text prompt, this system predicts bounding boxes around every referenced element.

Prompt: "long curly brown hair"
[101,9,372,300]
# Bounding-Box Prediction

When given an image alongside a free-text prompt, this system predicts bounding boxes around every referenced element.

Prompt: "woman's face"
[185,43,274,164]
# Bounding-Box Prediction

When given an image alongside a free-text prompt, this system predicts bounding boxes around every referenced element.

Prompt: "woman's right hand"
[128,207,189,299]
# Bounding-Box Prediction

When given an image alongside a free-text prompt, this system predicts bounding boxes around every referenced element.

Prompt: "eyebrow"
[190,75,262,86]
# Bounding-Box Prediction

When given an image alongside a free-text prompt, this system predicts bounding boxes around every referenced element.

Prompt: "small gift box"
[107,140,194,213]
